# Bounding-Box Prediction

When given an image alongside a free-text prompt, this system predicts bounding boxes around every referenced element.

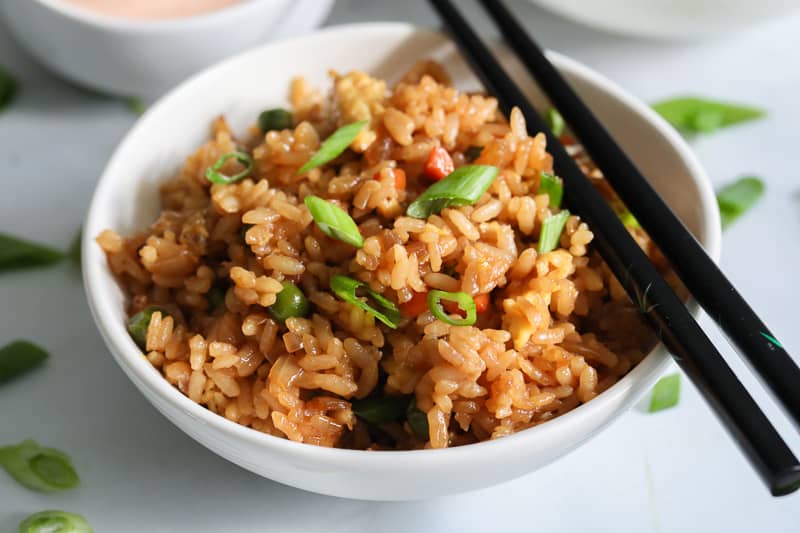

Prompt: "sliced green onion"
[69,228,82,266]
[427,290,477,327]
[127,306,169,349]
[352,395,412,424]
[207,286,226,311]
[406,398,429,440]
[0,440,79,492]
[304,195,364,248]
[406,165,498,219]
[538,172,563,208]
[538,210,570,254]
[269,282,310,323]
[652,96,764,134]
[0,340,48,384]
[617,209,640,229]
[258,108,293,133]
[0,233,65,272]
[126,97,145,116]
[716,176,765,229]
[648,373,681,412]
[464,145,483,163]
[298,120,368,174]
[19,510,93,533]
[0,65,17,112]
[544,107,565,137]
[330,275,401,329]
[205,152,254,185]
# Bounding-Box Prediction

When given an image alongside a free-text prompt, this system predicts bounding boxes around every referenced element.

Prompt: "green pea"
[352,395,412,424]
[127,306,169,349]
[268,282,310,323]
[258,108,293,133]
[19,510,93,533]
[406,398,429,441]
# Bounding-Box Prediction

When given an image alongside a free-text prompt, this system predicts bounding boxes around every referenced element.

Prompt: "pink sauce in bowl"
[62,0,242,20]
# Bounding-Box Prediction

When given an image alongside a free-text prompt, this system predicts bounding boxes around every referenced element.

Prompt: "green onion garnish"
[126,97,145,116]
[304,195,364,248]
[269,282,310,323]
[127,306,169,349]
[538,172,563,208]
[0,440,79,492]
[648,373,681,413]
[427,290,477,327]
[258,108,293,133]
[330,275,401,329]
[0,233,65,272]
[406,165,498,219]
[0,65,17,112]
[406,398,429,440]
[352,395,412,424]
[538,210,570,254]
[544,107,565,137]
[19,510,93,533]
[0,340,48,384]
[298,120,368,175]
[652,96,765,134]
[205,152,254,185]
[464,145,483,163]
[716,176,765,229]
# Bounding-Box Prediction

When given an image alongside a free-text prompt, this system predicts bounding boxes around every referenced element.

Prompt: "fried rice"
[97,62,671,450]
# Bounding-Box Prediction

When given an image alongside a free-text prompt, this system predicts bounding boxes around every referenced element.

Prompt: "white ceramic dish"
[0,0,332,97]
[82,22,721,501]
[529,0,800,40]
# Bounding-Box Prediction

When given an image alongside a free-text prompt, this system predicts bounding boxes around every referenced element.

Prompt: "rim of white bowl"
[83,22,721,467]
[32,0,286,32]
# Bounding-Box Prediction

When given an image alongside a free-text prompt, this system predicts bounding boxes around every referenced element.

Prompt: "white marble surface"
[1,1,799,531]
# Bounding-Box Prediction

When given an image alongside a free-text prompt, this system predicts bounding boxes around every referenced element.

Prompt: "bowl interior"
[84,23,720,468]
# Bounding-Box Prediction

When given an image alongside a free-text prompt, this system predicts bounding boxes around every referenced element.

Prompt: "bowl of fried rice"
[83,23,721,500]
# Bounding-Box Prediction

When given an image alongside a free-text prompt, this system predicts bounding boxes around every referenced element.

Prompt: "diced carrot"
[400,290,429,318]
[474,292,490,313]
[393,168,406,190]
[373,168,407,191]
[443,292,490,317]
[423,146,454,181]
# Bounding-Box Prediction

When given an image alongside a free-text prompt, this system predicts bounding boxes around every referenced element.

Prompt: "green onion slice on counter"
[19,510,93,533]
[651,96,764,134]
[205,152,254,185]
[330,275,401,329]
[538,210,570,254]
[716,176,765,229]
[0,440,80,492]
[544,107,565,136]
[0,340,48,384]
[298,120,368,174]
[406,165,498,219]
[427,290,477,327]
[304,195,364,248]
[0,233,65,272]
[648,373,681,413]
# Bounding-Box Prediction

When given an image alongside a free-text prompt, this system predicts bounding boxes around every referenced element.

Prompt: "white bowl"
[529,0,800,40]
[82,23,721,501]
[0,0,324,97]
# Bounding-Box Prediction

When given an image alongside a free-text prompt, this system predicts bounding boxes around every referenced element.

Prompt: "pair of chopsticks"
[427,0,800,496]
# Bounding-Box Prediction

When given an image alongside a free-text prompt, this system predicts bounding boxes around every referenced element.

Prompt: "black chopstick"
[427,0,800,496]
[478,0,800,430]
